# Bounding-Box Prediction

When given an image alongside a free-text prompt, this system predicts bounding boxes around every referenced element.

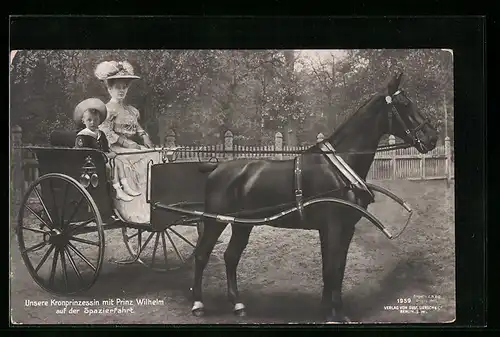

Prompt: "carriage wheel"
[17,173,105,295]
[121,219,202,272]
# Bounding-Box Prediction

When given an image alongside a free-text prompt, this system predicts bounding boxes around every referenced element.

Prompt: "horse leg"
[224,224,253,316]
[330,220,356,322]
[319,224,339,322]
[191,218,226,317]
[319,215,356,323]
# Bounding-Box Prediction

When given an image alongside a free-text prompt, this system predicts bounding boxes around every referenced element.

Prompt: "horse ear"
[387,72,404,95]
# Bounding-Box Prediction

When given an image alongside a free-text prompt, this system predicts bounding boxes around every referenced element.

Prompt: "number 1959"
[397,298,412,304]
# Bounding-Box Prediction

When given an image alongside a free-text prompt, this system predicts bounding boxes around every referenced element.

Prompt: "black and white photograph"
[10,48,455,324]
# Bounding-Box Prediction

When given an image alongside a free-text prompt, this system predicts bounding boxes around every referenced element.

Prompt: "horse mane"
[330,94,375,139]
[305,92,380,153]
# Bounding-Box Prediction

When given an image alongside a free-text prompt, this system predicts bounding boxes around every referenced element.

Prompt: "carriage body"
[16,133,206,296]
[28,146,115,222]
[26,144,210,230]
[149,161,207,230]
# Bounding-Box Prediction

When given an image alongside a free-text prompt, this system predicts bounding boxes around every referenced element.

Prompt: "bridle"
[384,90,433,152]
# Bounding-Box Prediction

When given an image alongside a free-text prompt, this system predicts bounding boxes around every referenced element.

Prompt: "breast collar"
[293,140,374,223]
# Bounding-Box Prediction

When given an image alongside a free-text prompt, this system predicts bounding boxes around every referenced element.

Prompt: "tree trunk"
[282,50,297,146]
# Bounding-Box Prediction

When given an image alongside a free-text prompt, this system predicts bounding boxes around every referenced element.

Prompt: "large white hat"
[94,60,140,81]
[74,98,107,127]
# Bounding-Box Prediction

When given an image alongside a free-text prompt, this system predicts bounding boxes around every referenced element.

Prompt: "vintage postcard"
[10,48,455,324]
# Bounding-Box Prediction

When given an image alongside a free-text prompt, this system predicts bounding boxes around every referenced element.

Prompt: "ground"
[10,179,455,325]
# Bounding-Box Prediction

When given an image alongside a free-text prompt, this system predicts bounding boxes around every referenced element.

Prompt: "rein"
[153,143,414,161]
[375,142,412,152]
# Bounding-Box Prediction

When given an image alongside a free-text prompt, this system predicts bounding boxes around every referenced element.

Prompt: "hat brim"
[106,75,140,80]
[74,98,108,126]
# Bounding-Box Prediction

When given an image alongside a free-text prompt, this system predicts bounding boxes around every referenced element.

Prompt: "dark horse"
[191,72,439,322]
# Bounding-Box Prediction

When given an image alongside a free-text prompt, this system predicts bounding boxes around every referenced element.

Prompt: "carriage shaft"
[365,183,413,212]
[153,198,394,239]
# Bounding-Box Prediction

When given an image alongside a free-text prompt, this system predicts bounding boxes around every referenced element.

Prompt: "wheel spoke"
[138,232,155,256]
[18,174,105,295]
[48,248,59,287]
[60,183,69,225]
[121,222,200,271]
[64,247,84,285]
[168,227,196,248]
[67,218,96,235]
[151,233,161,267]
[137,230,142,252]
[161,232,168,265]
[49,179,59,227]
[64,196,84,227]
[67,242,97,272]
[35,244,55,273]
[126,231,140,240]
[122,229,142,261]
[69,236,99,246]
[22,241,47,254]
[165,230,185,263]
[59,250,69,291]
[25,205,52,230]
[33,187,54,225]
[20,225,49,234]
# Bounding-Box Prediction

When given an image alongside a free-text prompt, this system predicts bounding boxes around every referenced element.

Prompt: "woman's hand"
[120,136,141,150]
[143,135,154,149]
[107,151,117,159]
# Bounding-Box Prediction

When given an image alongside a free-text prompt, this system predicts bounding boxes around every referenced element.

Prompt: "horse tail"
[198,162,219,173]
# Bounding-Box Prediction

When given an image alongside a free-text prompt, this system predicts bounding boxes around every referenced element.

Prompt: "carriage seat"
[50,129,143,149]
[49,129,78,148]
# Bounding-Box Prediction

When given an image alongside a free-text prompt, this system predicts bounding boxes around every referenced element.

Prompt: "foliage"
[10,49,453,146]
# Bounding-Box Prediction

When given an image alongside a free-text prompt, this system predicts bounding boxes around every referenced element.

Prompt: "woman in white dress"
[95,60,159,224]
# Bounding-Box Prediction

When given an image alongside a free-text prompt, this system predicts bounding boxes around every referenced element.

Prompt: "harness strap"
[319,141,374,201]
[388,106,393,134]
[319,142,358,189]
[294,156,305,222]
[386,90,415,140]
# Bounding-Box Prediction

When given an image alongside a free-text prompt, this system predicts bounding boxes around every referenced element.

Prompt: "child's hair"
[82,108,101,123]
[82,108,102,120]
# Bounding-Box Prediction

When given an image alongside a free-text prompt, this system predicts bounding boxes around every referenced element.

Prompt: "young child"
[73,98,141,202]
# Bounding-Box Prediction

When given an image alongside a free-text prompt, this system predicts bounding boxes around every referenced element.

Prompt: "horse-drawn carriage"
[16,132,404,296]
[14,73,439,321]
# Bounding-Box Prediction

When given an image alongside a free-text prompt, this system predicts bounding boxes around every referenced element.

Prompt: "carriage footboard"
[153,198,394,239]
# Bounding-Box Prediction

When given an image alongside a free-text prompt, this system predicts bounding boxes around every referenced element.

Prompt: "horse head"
[381,72,439,153]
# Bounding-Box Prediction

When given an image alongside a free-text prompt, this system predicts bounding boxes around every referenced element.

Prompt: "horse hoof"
[233,303,246,317]
[192,301,205,317]
[234,308,247,317]
[325,315,351,324]
[323,309,350,324]
[192,308,205,317]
